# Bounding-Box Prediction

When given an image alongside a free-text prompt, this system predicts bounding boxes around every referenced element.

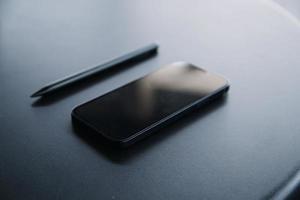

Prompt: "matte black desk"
[1,0,300,199]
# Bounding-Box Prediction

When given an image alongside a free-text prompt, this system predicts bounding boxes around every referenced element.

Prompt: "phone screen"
[73,62,228,142]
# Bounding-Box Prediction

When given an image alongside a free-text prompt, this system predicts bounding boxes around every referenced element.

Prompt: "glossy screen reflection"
[74,62,228,141]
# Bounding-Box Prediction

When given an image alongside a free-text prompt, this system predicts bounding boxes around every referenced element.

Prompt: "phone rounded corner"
[71,107,78,118]
[224,79,231,90]
[118,137,136,148]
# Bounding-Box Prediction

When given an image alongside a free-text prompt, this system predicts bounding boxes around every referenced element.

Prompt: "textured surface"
[1,0,300,199]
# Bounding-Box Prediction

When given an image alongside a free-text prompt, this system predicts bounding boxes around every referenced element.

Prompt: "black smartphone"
[72,62,229,147]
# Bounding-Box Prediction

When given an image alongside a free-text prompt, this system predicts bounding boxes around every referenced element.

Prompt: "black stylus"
[31,43,158,97]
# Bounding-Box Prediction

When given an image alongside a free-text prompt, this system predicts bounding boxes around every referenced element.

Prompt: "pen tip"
[30,86,51,98]
[31,89,46,97]
[30,92,40,98]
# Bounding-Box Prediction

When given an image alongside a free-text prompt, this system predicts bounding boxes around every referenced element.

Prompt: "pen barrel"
[32,43,158,97]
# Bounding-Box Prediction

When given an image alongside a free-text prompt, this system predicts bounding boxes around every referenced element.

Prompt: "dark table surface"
[1,0,300,199]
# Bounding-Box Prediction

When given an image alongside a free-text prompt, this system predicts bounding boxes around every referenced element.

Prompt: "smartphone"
[72,62,229,147]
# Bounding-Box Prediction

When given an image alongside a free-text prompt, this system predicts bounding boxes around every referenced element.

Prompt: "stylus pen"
[31,43,158,97]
